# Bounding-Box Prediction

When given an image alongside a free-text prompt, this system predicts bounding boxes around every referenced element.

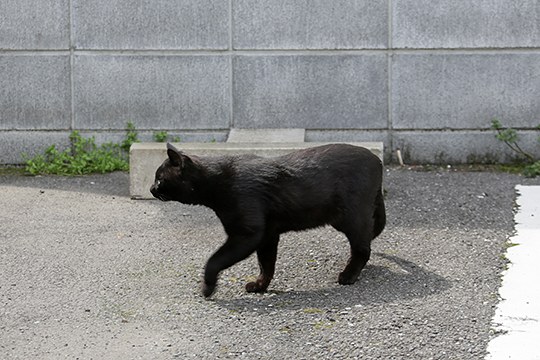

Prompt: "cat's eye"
[156,180,161,187]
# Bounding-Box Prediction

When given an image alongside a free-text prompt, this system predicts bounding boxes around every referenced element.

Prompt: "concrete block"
[0,55,71,130]
[0,131,70,164]
[130,142,384,199]
[393,0,540,48]
[233,55,388,129]
[233,0,387,49]
[0,0,69,49]
[73,0,228,49]
[228,128,305,143]
[392,131,540,164]
[392,54,540,130]
[73,55,230,130]
[305,130,391,163]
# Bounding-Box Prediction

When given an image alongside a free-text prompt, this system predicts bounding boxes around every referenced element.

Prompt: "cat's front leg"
[203,233,261,298]
[246,232,279,293]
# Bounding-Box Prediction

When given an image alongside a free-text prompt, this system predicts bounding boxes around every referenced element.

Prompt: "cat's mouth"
[150,185,172,201]
[154,193,172,202]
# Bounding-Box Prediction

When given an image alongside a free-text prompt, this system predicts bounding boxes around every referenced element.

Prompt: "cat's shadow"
[214,253,451,313]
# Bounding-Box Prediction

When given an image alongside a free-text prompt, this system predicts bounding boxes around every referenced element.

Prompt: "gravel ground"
[0,167,538,359]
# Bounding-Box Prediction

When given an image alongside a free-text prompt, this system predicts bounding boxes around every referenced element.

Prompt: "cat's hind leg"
[373,188,386,239]
[246,232,280,293]
[332,215,374,285]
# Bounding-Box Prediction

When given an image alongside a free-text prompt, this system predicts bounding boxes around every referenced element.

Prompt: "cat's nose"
[150,184,157,196]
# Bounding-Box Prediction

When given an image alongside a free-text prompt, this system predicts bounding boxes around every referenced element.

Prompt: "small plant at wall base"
[121,121,139,152]
[491,119,540,178]
[24,122,140,176]
[153,130,180,143]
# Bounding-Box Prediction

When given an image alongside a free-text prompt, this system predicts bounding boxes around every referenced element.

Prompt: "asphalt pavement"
[1,167,538,359]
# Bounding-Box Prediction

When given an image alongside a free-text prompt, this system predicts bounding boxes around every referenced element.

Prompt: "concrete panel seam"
[0,51,71,55]
[298,128,392,132]
[228,0,233,51]
[228,0,234,128]
[391,128,538,133]
[387,0,394,152]
[0,130,75,134]
[229,55,234,128]
[69,49,390,56]
[387,48,540,54]
[388,0,393,49]
[3,49,538,56]
[68,0,74,131]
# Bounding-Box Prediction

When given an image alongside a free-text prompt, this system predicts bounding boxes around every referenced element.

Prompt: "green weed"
[24,122,139,175]
[491,119,540,178]
[120,121,139,152]
[153,130,180,143]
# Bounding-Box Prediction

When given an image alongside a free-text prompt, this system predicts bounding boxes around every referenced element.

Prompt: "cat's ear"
[166,142,183,167]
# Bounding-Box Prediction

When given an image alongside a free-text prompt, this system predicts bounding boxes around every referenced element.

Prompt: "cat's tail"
[372,187,386,239]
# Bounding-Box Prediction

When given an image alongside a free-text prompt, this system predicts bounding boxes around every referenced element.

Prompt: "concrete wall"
[1,0,539,164]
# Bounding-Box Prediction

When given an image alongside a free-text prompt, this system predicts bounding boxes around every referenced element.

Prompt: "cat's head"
[150,143,199,204]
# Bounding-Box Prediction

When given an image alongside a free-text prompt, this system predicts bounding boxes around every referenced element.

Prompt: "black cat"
[151,143,385,298]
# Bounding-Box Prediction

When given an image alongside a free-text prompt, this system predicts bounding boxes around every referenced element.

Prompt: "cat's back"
[210,143,377,170]
[278,143,381,174]
[208,144,380,190]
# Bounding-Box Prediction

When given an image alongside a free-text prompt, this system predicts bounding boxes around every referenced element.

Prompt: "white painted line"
[486,185,540,360]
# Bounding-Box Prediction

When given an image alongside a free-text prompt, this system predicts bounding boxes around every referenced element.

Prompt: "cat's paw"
[202,282,216,298]
[338,271,358,285]
[245,281,267,293]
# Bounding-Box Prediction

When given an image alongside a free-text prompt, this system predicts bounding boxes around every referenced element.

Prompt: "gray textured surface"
[1,169,539,359]
[233,0,387,49]
[0,0,69,49]
[1,1,539,165]
[0,131,70,164]
[73,0,228,49]
[86,131,228,146]
[393,0,540,48]
[233,55,388,129]
[227,128,306,143]
[0,55,71,130]
[391,54,540,130]
[393,131,540,165]
[73,55,230,130]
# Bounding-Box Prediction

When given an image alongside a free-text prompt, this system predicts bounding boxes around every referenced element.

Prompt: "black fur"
[151,143,385,297]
